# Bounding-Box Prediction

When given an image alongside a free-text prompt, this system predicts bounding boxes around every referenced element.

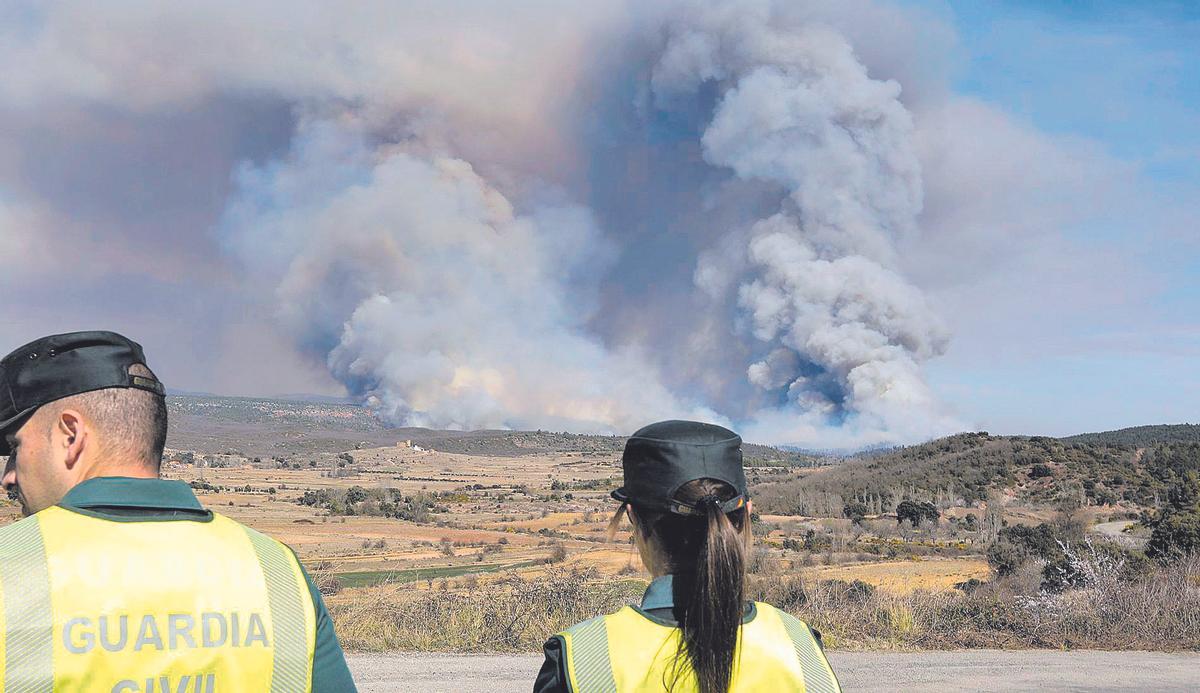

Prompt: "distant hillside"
[752,431,1200,516]
[413,430,625,456]
[392,431,821,465]
[743,444,825,467]
[166,395,402,456]
[166,394,1197,507]
[165,394,816,463]
[1062,423,1200,446]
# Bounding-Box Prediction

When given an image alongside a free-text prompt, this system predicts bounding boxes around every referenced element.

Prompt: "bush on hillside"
[1029,464,1054,479]
[1148,513,1200,563]
[896,500,940,527]
[842,501,869,525]
[1146,471,1200,563]
[987,523,1065,576]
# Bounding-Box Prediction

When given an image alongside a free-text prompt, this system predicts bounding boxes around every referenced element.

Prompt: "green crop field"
[336,561,541,588]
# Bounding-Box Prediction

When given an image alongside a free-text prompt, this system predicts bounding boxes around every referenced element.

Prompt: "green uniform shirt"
[56,476,358,692]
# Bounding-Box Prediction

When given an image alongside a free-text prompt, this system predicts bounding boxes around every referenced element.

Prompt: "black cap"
[612,420,748,516]
[0,331,165,455]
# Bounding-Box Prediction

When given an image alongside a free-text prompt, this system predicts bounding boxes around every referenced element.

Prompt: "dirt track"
[348,650,1199,691]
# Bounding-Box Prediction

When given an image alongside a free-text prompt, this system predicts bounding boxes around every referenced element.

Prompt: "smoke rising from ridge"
[199,1,962,443]
[220,117,711,431]
[206,2,961,443]
[3,0,1019,444]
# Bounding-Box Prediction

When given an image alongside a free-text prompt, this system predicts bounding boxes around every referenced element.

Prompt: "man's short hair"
[35,364,168,467]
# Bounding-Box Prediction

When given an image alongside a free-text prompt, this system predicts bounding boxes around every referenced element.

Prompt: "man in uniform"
[0,331,357,692]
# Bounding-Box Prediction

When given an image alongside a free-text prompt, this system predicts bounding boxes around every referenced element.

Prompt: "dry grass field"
[156,444,996,598]
[805,557,991,593]
[162,445,627,583]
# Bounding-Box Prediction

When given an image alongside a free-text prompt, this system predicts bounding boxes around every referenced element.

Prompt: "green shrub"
[1148,513,1200,563]
[896,500,939,527]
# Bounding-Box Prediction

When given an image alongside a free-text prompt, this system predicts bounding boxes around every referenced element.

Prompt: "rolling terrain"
[20,394,1177,662]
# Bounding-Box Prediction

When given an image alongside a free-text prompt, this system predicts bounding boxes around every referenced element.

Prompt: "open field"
[163,444,629,586]
[161,447,1009,596]
[155,405,837,593]
[803,556,990,592]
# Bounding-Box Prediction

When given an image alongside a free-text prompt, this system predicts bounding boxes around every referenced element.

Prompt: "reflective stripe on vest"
[559,603,841,693]
[0,516,53,693]
[0,507,316,693]
[776,610,840,693]
[244,527,312,693]
[562,617,616,693]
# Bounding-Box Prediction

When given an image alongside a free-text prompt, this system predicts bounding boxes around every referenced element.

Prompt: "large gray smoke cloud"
[208,1,960,442]
[220,117,710,431]
[662,6,960,441]
[654,7,957,444]
[3,0,986,444]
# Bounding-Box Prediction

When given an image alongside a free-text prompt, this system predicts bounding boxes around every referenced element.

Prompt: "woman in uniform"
[534,419,841,693]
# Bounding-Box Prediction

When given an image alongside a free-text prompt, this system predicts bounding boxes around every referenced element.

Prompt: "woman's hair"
[610,478,750,693]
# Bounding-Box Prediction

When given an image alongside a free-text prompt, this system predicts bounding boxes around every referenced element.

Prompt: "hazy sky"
[915,0,1200,436]
[0,0,1196,442]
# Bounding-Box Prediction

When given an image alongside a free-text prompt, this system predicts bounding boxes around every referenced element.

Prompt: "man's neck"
[80,462,159,481]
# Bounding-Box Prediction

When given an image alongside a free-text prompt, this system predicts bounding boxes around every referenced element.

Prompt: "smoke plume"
[4,0,1001,445]
[657,7,958,444]
[220,117,710,431]
[206,0,963,443]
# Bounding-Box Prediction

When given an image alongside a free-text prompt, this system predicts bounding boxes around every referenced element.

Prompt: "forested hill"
[751,430,1200,517]
[1061,424,1200,447]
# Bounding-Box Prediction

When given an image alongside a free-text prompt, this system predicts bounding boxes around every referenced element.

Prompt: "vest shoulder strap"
[560,613,618,693]
[759,604,842,693]
[233,517,316,693]
[0,514,54,693]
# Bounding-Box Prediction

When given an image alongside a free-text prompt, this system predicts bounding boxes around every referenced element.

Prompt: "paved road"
[348,650,1199,691]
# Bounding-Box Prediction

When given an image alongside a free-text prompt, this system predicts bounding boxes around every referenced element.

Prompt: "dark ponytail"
[631,479,749,693]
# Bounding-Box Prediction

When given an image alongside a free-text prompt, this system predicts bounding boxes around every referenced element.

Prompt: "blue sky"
[914,0,1200,435]
[950,1,1200,179]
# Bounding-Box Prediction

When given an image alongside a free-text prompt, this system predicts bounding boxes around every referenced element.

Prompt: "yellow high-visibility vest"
[558,602,840,693]
[0,506,316,693]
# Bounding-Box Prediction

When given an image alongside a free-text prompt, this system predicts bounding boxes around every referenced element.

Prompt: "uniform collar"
[641,575,676,611]
[59,476,205,512]
[638,573,757,626]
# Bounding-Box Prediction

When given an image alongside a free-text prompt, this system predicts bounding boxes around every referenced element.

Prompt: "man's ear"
[57,409,88,469]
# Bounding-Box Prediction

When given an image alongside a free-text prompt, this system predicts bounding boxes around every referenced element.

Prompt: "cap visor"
[610,488,629,503]
[0,407,37,456]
